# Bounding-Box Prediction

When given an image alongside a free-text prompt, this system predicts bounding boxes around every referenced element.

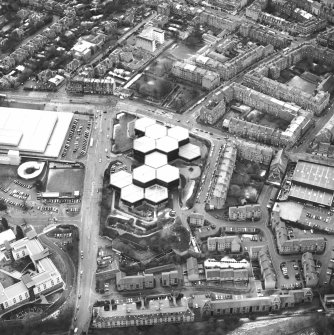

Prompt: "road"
[73,108,114,333]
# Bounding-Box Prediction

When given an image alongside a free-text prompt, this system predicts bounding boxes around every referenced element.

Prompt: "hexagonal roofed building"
[145,184,169,206]
[145,152,168,169]
[121,183,144,207]
[145,124,167,140]
[156,164,180,189]
[134,117,156,137]
[179,143,201,161]
[133,136,156,161]
[133,164,156,188]
[167,126,189,146]
[156,136,179,161]
[109,170,132,192]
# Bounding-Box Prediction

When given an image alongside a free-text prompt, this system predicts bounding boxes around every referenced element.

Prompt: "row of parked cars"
[66,207,80,213]
[13,180,32,189]
[78,120,92,158]
[0,196,26,209]
[10,190,29,200]
[62,118,80,158]
[37,206,58,212]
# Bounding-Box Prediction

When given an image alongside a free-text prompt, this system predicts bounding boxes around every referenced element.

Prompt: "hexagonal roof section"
[133,165,156,184]
[145,152,168,169]
[145,124,167,140]
[179,143,201,161]
[156,164,180,183]
[134,117,156,133]
[156,136,179,154]
[167,126,189,143]
[121,183,144,204]
[133,136,156,154]
[109,170,132,189]
[145,184,169,204]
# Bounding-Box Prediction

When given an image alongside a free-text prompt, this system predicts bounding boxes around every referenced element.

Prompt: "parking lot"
[300,205,334,233]
[278,259,305,290]
[61,116,93,160]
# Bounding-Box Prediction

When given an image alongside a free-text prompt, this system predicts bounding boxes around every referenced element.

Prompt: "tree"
[16,225,25,240]
[1,217,9,230]
[33,180,44,192]
[0,199,7,211]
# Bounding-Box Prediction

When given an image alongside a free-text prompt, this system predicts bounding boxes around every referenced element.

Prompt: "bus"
[90,138,94,147]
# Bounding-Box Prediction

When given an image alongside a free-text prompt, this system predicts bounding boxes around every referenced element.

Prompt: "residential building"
[210,143,237,209]
[249,245,266,260]
[272,204,326,254]
[302,252,319,288]
[171,61,220,90]
[116,272,154,291]
[189,213,205,227]
[239,22,291,49]
[234,139,273,165]
[66,77,115,95]
[197,288,313,316]
[207,236,241,253]
[198,10,240,31]
[92,297,194,328]
[314,112,334,144]
[161,270,180,286]
[243,43,332,115]
[229,204,262,221]
[205,268,248,283]
[136,26,165,52]
[199,98,226,125]
[267,149,289,186]
[258,246,276,289]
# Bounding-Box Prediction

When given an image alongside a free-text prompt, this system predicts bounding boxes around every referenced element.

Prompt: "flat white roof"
[145,124,167,140]
[133,136,156,153]
[156,136,179,153]
[156,164,180,183]
[167,126,189,143]
[133,165,156,183]
[179,143,201,160]
[145,152,167,169]
[109,170,133,189]
[0,229,16,247]
[145,184,168,203]
[134,117,156,133]
[0,107,72,157]
[121,183,144,204]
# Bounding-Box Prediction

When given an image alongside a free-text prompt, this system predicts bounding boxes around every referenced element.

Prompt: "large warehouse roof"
[156,136,179,154]
[121,183,144,204]
[145,184,168,204]
[109,171,133,189]
[134,117,156,133]
[133,136,156,154]
[145,124,167,140]
[289,184,333,207]
[167,126,189,143]
[145,152,167,169]
[178,143,201,161]
[133,165,156,184]
[156,164,179,183]
[292,161,334,191]
[0,107,72,157]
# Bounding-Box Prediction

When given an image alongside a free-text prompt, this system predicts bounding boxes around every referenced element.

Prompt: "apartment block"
[189,213,205,227]
[239,22,291,49]
[116,272,154,291]
[205,268,248,283]
[258,245,276,289]
[272,204,326,254]
[314,112,334,144]
[161,270,180,287]
[229,204,262,221]
[171,61,220,90]
[243,43,332,115]
[302,252,319,288]
[198,10,240,31]
[317,27,334,49]
[207,236,241,253]
[210,143,237,209]
[66,77,115,95]
[92,297,194,328]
